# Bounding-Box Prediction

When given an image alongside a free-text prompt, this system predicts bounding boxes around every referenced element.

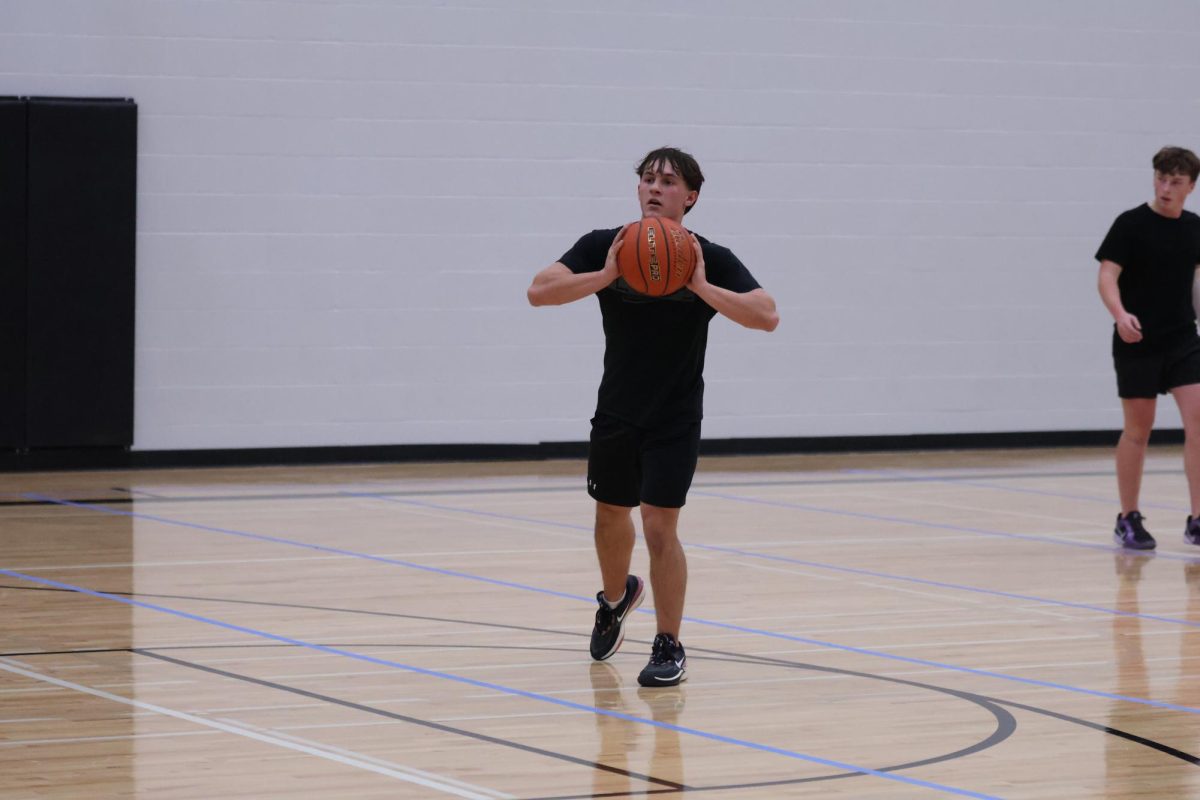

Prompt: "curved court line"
[139,647,1012,793]
[8,582,1197,775]
[692,489,1200,564]
[21,493,1200,716]
[9,609,1194,772]
[0,568,998,800]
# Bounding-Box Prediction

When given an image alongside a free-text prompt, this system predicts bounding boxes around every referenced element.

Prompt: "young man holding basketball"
[527,147,778,686]
[1096,146,1200,550]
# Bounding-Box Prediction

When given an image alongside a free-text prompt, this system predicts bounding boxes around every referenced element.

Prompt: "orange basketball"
[616,216,695,297]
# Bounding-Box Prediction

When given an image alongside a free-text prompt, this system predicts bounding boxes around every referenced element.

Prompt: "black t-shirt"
[1095,203,1200,353]
[560,226,761,428]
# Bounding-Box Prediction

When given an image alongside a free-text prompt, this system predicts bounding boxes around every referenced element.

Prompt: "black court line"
[717,649,1200,770]
[1,583,1013,791]
[9,635,1195,794]
[129,648,688,791]
[130,647,1013,794]
[7,583,1196,794]
[3,581,1195,769]
[0,583,593,642]
[0,466,1186,508]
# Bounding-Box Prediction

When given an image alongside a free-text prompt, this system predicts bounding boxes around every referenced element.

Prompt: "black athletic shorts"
[1114,333,1200,398]
[586,413,701,509]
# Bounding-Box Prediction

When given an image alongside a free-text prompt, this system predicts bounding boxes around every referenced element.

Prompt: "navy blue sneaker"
[637,633,687,687]
[1114,511,1156,550]
[1185,516,1200,547]
[590,575,644,661]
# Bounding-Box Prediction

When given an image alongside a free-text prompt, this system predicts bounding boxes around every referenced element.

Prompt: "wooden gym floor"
[1,446,1198,799]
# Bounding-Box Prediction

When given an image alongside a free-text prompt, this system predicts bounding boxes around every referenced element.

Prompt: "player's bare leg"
[1171,384,1200,515]
[1117,397,1157,514]
[594,502,636,603]
[638,503,688,686]
[640,503,686,637]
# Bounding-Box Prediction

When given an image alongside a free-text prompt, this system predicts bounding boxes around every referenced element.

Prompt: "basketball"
[616,216,696,297]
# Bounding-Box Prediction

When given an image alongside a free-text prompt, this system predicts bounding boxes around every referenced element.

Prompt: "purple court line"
[0,568,1001,800]
[21,493,590,606]
[355,493,1200,630]
[843,467,1191,514]
[688,542,1200,629]
[21,492,1200,716]
[690,489,1200,564]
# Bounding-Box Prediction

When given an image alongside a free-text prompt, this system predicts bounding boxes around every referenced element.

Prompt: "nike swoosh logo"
[652,661,685,681]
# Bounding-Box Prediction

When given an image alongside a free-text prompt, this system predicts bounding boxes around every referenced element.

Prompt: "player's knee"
[643,532,680,560]
[595,501,632,525]
[1120,429,1152,447]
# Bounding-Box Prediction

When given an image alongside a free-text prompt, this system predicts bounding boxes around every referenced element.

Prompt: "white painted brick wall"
[2,0,1198,449]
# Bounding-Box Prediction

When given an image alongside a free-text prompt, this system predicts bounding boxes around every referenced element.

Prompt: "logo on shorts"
[588,478,598,492]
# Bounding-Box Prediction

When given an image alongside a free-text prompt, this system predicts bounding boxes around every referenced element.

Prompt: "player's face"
[638,161,697,222]
[1152,170,1195,218]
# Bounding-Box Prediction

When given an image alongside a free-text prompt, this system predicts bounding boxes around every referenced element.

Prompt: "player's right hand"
[1115,312,1143,343]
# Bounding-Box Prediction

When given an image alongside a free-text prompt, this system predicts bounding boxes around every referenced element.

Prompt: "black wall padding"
[26,98,136,447]
[0,98,27,448]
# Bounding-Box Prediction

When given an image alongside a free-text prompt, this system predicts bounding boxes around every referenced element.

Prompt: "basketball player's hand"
[687,234,707,290]
[1115,312,1143,343]
[603,227,627,283]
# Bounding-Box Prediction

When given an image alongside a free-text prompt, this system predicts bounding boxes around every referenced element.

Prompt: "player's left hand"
[687,234,707,291]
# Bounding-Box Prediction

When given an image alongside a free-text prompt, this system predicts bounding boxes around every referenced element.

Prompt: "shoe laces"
[1122,512,1153,542]
[648,633,679,665]
[594,594,616,632]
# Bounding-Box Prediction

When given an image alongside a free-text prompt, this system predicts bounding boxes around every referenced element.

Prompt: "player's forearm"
[1098,278,1125,319]
[1097,264,1127,321]
[695,285,779,331]
[1193,269,1200,321]
[1099,275,1123,319]
[527,265,613,306]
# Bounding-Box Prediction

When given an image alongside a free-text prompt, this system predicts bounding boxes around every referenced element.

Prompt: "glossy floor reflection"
[1,447,1199,798]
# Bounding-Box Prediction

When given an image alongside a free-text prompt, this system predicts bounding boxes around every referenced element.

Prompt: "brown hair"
[634,147,705,214]
[1152,146,1200,182]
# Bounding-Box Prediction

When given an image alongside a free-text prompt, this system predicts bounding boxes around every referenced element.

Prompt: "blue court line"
[353,492,1200,630]
[688,542,1200,629]
[691,489,1200,564]
[25,492,1200,716]
[23,493,590,606]
[843,467,1191,514]
[0,567,1000,799]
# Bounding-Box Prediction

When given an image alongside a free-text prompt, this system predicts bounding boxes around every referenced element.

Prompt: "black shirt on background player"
[1095,203,1200,355]
[559,227,761,429]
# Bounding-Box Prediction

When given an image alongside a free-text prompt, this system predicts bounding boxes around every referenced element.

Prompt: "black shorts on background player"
[1113,333,1200,398]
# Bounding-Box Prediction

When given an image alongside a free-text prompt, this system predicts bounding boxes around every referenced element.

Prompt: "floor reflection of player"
[588,661,686,794]
[638,684,686,789]
[1106,551,1153,798]
[589,661,634,797]
[1179,561,1200,760]
[1106,553,1200,798]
